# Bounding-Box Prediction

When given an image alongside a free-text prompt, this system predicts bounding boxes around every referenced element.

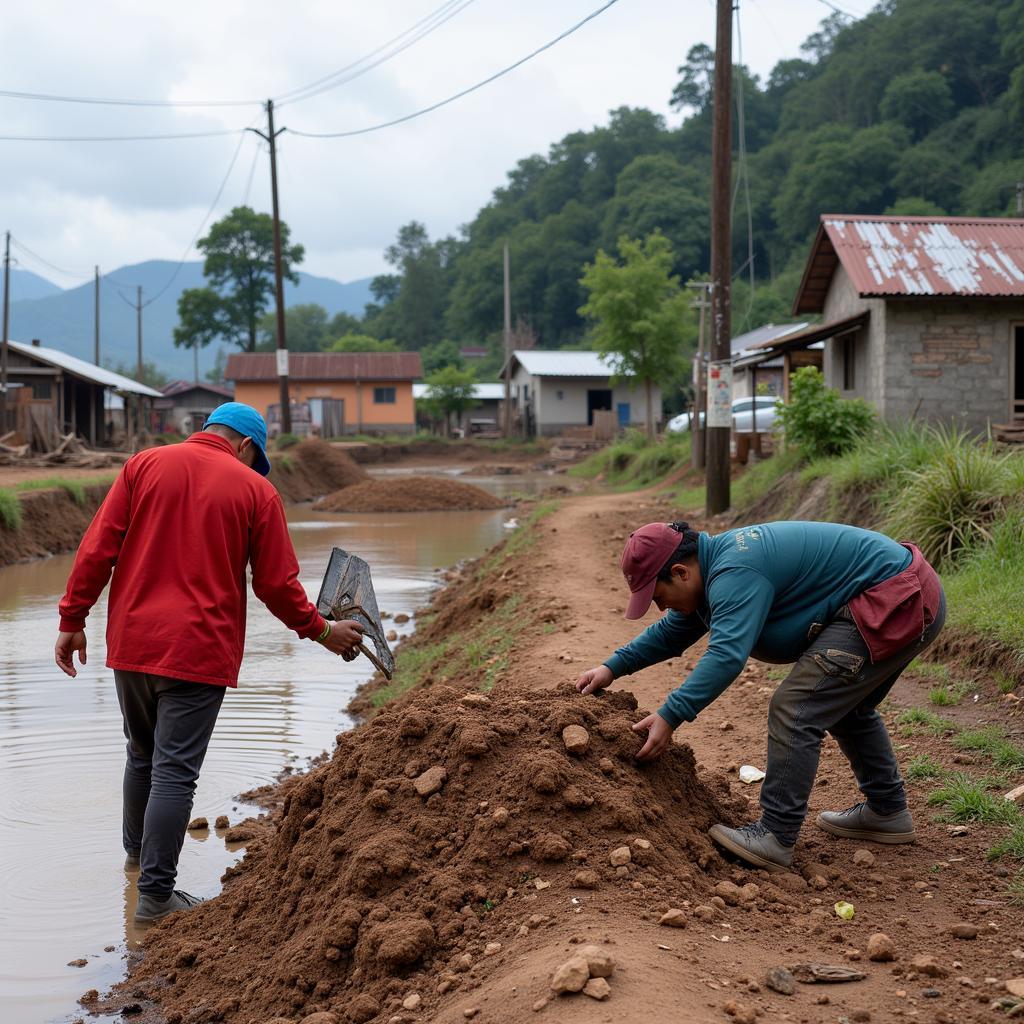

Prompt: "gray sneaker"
[816,802,916,844]
[134,890,204,924]
[708,821,794,873]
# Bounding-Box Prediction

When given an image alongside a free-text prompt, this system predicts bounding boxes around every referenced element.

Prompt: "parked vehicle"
[667,396,779,434]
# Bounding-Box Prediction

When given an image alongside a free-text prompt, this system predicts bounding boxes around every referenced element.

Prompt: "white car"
[667,396,779,434]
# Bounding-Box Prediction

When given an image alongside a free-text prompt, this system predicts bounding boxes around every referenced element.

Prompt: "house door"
[1015,326,1024,421]
[616,402,631,427]
[586,389,612,425]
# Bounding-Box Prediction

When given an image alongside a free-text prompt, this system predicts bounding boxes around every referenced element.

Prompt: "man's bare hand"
[632,712,674,761]
[55,630,87,678]
[318,619,364,656]
[575,665,613,696]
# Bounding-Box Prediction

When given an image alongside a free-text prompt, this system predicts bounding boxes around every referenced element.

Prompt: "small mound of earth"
[115,685,741,1024]
[271,440,368,502]
[313,476,506,513]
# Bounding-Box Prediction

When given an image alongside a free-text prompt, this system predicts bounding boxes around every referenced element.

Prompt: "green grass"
[896,707,956,736]
[927,773,1023,825]
[1007,869,1024,906]
[953,726,1024,772]
[731,447,803,509]
[990,825,1024,863]
[570,430,691,489]
[928,681,974,706]
[0,489,21,530]
[998,674,1018,695]
[906,754,946,781]
[371,637,454,707]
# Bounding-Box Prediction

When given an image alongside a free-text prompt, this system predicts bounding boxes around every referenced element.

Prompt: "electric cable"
[0,127,245,143]
[288,0,623,139]
[9,237,94,280]
[242,134,262,207]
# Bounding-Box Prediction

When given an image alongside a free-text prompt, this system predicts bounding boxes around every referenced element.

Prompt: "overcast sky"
[1,0,869,290]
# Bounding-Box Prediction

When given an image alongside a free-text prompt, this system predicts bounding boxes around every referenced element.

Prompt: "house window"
[840,333,856,390]
[556,389,564,400]
[32,380,52,400]
[373,387,396,404]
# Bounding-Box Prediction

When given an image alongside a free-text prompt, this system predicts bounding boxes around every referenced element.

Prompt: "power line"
[0,87,261,108]
[278,0,478,107]
[0,127,245,143]
[288,0,623,139]
[242,134,262,206]
[9,237,94,280]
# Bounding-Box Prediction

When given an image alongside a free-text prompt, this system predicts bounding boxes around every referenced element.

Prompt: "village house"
[505,350,662,437]
[741,215,1024,433]
[2,338,161,450]
[225,351,423,437]
[412,382,505,436]
[153,379,232,435]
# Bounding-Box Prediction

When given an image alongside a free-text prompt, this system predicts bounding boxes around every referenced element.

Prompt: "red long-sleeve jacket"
[58,432,326,686]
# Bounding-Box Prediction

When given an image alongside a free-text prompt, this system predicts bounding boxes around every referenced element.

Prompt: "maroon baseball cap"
[620,523,683,619]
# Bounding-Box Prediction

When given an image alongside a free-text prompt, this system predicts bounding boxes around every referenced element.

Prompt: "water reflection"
[0,501,509,1024]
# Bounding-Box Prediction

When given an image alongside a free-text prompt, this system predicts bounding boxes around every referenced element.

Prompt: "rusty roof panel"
[826,215,1024,298]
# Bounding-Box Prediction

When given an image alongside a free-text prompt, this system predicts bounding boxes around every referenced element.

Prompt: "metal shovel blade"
[315,547,396,680]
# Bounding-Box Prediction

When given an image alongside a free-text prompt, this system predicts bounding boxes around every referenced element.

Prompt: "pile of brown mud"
[271,440,368,503]
[114,685,741,1024]
[313,476,506,513]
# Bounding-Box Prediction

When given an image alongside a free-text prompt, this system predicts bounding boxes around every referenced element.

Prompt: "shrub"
[882,437,1021,565]
[276,433,301,450]
[775,366,876,459]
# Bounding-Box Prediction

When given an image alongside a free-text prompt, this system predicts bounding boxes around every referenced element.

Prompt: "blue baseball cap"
[205,402,272,477]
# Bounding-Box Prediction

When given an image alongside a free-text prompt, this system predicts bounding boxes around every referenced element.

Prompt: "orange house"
[225,351,423,437]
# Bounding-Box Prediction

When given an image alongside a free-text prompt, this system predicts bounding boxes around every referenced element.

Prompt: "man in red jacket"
[55,403,363,923]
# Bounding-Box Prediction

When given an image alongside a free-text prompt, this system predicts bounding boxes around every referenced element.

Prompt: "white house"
[505,350,662,437]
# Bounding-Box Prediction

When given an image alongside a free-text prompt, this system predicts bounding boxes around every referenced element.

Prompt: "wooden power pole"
[503,241,512,436]
[251,100,292,435]
[688,282,710,470]
[94,265,101,365]
[706,0,733,514]
[135,285,144,380]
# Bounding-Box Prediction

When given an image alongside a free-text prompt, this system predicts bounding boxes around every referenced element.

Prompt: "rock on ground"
[583,977,611,1000]
[867,932,897,962]
[551,954,590,994]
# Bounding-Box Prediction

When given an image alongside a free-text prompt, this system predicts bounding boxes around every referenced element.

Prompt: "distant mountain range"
[5,261,374,380]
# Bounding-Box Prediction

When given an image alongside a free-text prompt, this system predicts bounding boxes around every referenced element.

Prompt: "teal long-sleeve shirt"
[603,521,912,729]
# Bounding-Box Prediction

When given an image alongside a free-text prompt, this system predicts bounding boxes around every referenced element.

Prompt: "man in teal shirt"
[575,520,945,872]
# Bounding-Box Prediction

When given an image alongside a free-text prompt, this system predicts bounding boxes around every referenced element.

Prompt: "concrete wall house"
[743,215,1024,433]
[505,350,662,437]
[154,380,232,435]
[412,382,505,436]
[226,351,423,437]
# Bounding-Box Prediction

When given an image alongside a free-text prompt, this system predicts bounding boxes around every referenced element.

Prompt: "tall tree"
[173,206,304,354]
[579,232,688,439]
[421,365,479,436]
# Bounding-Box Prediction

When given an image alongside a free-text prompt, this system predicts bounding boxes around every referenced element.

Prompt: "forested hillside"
[356,0,1024,369]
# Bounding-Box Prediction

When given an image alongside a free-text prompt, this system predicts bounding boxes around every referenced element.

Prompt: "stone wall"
[882,300,1023,432]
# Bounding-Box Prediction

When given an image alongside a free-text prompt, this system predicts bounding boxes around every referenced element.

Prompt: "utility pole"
[1017,181,1024,215]
[503,241,512,437]
[687,282,710,470]
[706,0,733,514]
[0,231,9,435]
[94,266,101,365]
[249,100,292,435]
[135,286,143,380]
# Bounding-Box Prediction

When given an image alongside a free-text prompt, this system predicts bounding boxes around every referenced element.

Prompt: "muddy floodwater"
[0,471,550,1024]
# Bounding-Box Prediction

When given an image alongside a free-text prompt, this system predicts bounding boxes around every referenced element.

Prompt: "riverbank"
[106,482,1024,1024]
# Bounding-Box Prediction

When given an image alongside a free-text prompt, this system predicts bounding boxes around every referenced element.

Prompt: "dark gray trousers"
[760,591,946,846]
[114,671,225,897]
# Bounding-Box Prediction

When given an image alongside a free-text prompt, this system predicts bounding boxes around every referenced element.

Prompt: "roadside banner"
[706,360,733,428]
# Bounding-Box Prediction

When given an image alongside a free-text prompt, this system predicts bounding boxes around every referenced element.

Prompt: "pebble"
[402,994,421,1011]
[765,966,796,995]
[719,721,735,731]
[694,904,718,921]
[609,846,631,867]
[67,958,88,968]
[910,954,949,978]
[583,977,611,1000]
[484,942,502,956]
[598,757,615,775]
[463,1009,479,1020]
[491,807,509,826]
[867,932,897,962]
[532,998,547,1012]
[949,923,979,940]
[413,766,447,797]
[572,869,600,889]
[1006,978,1024,998]
[186,816,208,830]
[394,613,410,624]
[722,999,757,1023]
[659,909,688,928]
[386,630,398,642]
[561,725,590,755]
[852,848,875,867]
[715,881,742,906]
[921,988,942,998]
[550,954,590,994]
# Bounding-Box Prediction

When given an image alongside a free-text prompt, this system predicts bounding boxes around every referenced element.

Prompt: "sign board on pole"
[276,349,289,376]
[706,360,733,428]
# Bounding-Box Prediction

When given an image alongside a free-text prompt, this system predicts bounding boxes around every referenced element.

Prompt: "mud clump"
[117,685,739,1024]
[313,476,506,513]
[270,439,367,502]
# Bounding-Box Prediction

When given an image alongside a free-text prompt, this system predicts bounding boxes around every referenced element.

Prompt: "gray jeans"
[760,591,946,846]
[114,671,225,897]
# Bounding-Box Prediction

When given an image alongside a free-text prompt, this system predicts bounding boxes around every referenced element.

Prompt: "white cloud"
[0,0,837,287]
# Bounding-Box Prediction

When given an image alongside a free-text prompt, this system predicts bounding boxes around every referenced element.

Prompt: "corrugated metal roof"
[225,351,423,382]
[731,322,810,356]
[412,382,506,401]
[795,215,1024,313]
[161,379,232,399]
[7,339,163,397]
[512,350,618,377]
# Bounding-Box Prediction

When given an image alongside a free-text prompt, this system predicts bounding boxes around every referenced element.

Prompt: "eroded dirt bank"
[106,488,1024,1024]
[0,483,113,568]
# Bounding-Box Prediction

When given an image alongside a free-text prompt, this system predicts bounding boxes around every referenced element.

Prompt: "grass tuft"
[906,754,945,781]
[0,489,22,530]
[953,726,1024,772]
[927,773,1023,825]
[896,707,956,736]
